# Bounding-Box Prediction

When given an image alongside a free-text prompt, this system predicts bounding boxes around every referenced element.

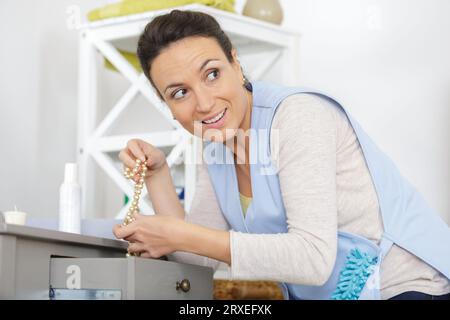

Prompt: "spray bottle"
[59,163,81,234]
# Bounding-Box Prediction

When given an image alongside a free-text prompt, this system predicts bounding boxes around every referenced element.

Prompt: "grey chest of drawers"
[0,219,213,300]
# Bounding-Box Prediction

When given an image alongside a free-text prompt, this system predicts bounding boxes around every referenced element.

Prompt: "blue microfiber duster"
[331,248,378,300]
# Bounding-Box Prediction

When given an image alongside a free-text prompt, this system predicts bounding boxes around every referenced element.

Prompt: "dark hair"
[137,10,234,94]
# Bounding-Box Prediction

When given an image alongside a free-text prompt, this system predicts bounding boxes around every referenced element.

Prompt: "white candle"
[2,205,27,225]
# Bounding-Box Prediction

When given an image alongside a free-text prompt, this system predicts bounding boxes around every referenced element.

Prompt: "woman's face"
[150,36,251,143]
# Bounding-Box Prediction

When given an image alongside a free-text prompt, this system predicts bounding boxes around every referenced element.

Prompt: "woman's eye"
[206,69,219,82]
[172,89,187,100]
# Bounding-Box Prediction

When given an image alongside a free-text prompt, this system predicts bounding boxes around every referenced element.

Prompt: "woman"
[113,10,450,300]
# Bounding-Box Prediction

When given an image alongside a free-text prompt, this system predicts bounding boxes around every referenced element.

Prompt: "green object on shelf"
[87,0,236,22]
[104,49,142,73]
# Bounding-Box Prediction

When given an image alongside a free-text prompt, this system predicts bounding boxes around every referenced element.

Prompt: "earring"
[239,62,252,92]
[243,75,253,92]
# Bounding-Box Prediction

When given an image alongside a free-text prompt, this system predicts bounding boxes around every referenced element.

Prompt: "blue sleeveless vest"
[204,81,450,300]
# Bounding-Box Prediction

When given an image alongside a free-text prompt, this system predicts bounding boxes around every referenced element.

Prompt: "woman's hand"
[119,139,166,183]
[113,213,231,264]
[113,213,183,258]
[119,138,185,219]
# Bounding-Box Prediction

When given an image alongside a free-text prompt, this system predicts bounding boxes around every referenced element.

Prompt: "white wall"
[278,0,450,223]
[0,0,106,218]
[1,0,449,223]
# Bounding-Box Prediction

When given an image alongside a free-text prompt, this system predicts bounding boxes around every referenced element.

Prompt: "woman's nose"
[195,88,215,113]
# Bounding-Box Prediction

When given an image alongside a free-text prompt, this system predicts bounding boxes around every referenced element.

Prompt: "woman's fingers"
[119,145,147,183]
[132,212,144,221]
[127,139,147,162]
[139,252,151,259]
[128,242,146,254]
[140,141,156,160]
[119,140,148,169]
[113,224,136,240]
[119,148,137,169]
[119,139,166,177]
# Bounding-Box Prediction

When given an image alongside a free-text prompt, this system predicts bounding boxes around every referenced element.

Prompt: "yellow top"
[239,193,252,217]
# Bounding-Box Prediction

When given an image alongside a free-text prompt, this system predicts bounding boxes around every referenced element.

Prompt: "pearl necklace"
[123,158,147,256]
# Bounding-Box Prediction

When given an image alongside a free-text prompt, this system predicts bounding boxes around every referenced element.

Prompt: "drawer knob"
[176,279,191,292]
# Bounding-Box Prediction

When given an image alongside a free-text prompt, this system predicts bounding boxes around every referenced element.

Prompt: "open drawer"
[49,257,213,300]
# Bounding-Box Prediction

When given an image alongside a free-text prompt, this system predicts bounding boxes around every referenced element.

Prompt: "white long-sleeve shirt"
[168,93,450,299]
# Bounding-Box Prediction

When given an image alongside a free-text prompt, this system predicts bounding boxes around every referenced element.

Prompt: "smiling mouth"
[201,108,227,124]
